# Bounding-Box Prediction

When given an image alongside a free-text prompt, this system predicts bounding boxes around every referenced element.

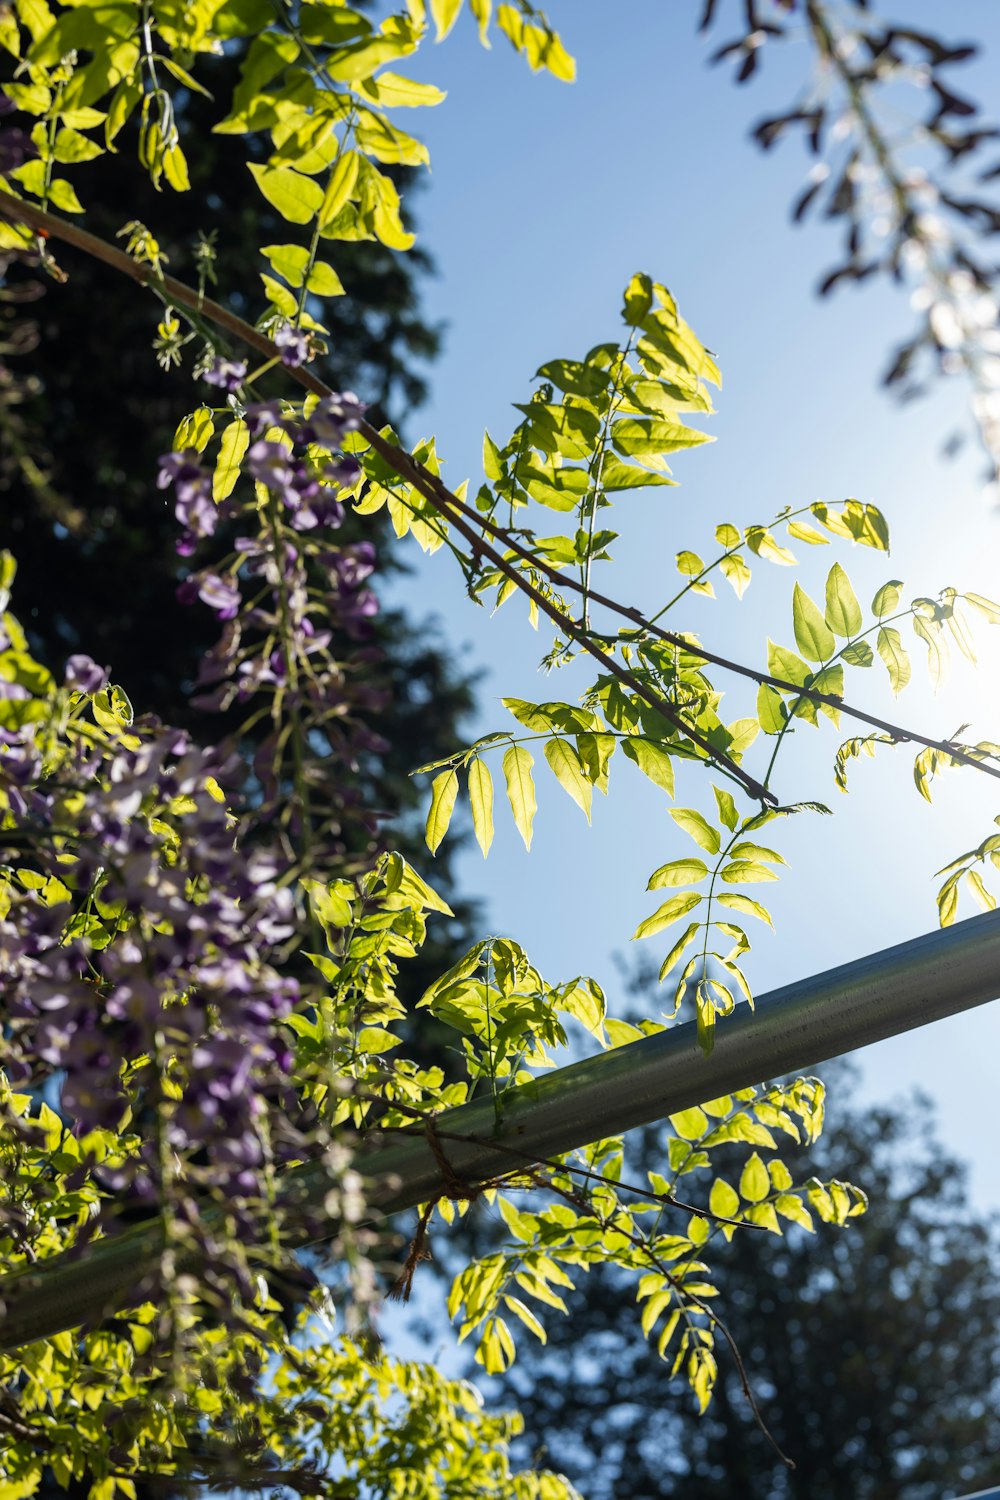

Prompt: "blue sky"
[381,2,1000,1209]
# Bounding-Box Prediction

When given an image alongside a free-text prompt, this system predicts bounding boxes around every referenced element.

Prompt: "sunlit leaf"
[502,745,536,850]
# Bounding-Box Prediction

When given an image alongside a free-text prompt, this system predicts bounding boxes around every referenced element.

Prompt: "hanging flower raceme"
[156,390,387,862]
[0,663,307,1245]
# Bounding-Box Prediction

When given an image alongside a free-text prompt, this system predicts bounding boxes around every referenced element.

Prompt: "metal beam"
[2,910,998,1353]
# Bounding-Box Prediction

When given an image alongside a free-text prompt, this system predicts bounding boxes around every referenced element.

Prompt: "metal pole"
[2,910,998,1353]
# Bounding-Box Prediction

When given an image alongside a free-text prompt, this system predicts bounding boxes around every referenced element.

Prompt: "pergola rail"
[2,909,998,1353]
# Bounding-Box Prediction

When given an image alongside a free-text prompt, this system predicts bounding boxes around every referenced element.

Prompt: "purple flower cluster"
[203,357,247,394]
[65,654,109,694]
[0,93,36,176]
[157,450,218,557]
[158,390,384,859]
[274,325,311,368]
[1,720,302,1207]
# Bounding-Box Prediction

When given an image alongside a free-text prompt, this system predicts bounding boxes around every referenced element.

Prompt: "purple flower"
[0,94,36,175]
[246,439,297,493]
[65,655,109,694]
[301,392,366,449]
[324,454,362,489]
[244,400,291,439]
[274,325,311,368]
[158,451,218,552]
[203,357,247,393]
[197,572,241,620]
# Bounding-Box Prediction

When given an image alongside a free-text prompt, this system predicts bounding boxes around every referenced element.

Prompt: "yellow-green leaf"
[739,1152,769,1203]
[430,0,463,37]
[876,625,911,694]
[249,163,324,224]
[319,149,360,228]
[709,1177,740,1219]
[632,891,702,941]
[425,768,458,854]
[502,745,536,850]
[912,615,948,689]
[173,406,215,453]
[621,736,675,797]
[647,857,708,889]
[213,418,249,501]
[669,1105,707,1141]
[669,807,720,855]
[793,582,836,661]
[824,562,862,637]
[543,736,592,821]
[468,757,494,858]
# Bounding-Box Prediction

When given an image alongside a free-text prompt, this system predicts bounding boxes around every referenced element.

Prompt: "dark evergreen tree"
[497,1062,1000,1500]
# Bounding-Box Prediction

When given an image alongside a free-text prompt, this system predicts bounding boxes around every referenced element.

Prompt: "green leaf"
[647,857,708,889]
[319,148,360,228]
[657,921,701,981]
[716,892,773,926]
[712,785,738,831]
[739,1152,769,1203]
[544,737,592,821]
[483,430,504,482]
[502,745,536,850]
[872,579,903,619]
[173,406,215,453]
[306,260,345,296]
[262,241,310,286]
[792,582,836,661]
[249,163,324,223]
[468,757,494,858]
[775,1193,814,1231]
[52,125,102,163]
[824,562,862,637]
[359,70,446,107]
[719,552,751,598]
[213,418,249,501]
[728,841,785,865]
[669,1106,707,1141]
[719,860,779,884]
[875,626,911,694]
[709,1178,740,1219]
[430,0,463,37]
[46,177,84,213]
[964,591,1000,625]
[669,808,721,855]
[840,640,874,667]
[623,272,654,326]
[621,736,675,797]
[786,519,829,545]
[965,869,996,912]
[612,416,713,457]
[355,112,429,167]
[767,641,811,687]
[756,683,786,735]
[913,615,948,689]
[503,1294,546,1343]
[632,891,702,941]
[425,768,458,854]
[745,526,795,565]
[676,550,704,577]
